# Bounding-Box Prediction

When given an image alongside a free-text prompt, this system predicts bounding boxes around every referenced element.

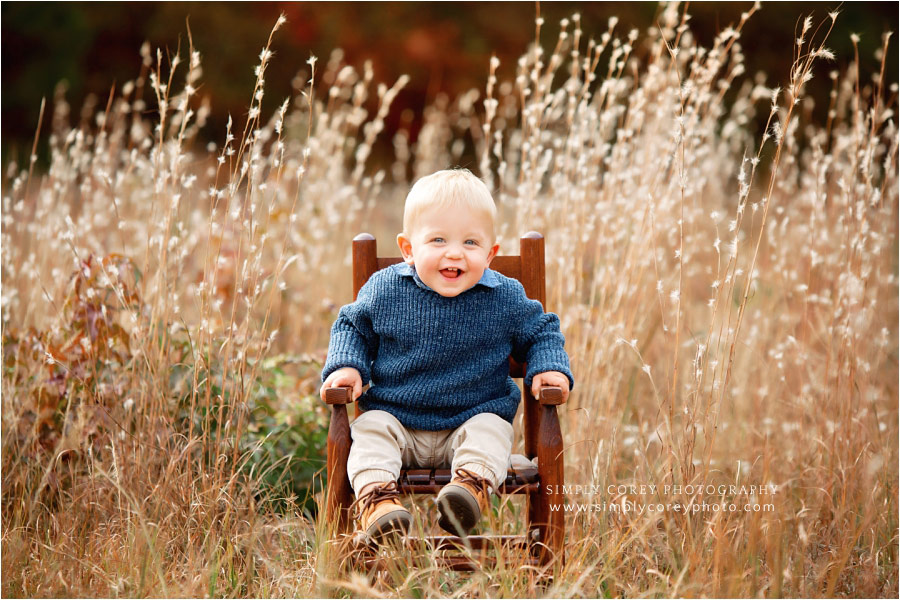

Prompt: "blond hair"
[402,169,497,241]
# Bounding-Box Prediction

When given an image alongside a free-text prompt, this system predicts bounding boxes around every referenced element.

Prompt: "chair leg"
[326,404,353,533]
[536,404,565,566]
[528,487,542,547]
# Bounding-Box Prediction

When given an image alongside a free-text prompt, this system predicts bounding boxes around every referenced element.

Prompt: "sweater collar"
[395,262,500,292]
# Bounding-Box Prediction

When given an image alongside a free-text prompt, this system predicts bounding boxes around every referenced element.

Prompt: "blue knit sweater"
[322,262,574,430]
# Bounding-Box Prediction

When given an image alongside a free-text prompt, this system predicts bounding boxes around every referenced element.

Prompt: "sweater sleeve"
[510,284,575,390]
[321,278,379,384]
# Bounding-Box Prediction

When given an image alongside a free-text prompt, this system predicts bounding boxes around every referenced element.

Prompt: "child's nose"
[444,244,463,258]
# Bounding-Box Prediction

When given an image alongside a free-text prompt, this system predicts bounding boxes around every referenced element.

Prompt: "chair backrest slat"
[371,255,524,283]
[354,234,544,304]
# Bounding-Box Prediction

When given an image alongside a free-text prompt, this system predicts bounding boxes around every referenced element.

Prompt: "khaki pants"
[347,410,514,495]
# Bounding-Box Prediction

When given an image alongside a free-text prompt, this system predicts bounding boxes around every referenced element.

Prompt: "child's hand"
[531,371,570,403]
[321,367,363,403]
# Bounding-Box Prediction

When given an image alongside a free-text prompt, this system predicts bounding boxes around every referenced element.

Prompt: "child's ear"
[397,233,415,264]
[486,243,500,265]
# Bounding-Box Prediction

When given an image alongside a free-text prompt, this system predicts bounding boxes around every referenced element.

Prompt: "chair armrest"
[538,386,564,406]
[324,385,355,405]
[328,385,560,404]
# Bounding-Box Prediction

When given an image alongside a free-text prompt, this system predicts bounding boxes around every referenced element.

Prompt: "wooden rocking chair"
[323,232,566,569]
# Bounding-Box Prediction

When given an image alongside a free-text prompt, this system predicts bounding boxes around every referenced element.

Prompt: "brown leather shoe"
[436,468,493,536]
[351,480,411,541]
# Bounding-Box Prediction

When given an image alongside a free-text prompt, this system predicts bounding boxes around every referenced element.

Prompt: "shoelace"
[452,468,493,499]
[350,480,402,518]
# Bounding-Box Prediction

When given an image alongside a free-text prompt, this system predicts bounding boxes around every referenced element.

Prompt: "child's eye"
[465,240,478,246]
[431,237,445,243]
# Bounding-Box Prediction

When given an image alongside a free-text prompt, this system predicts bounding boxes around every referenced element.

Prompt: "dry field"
[2,5,897,598]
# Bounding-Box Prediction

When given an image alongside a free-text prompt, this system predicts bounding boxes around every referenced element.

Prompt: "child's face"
[397,205,500,297]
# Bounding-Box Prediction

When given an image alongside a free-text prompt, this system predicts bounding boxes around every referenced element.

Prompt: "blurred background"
[2,1,897,167]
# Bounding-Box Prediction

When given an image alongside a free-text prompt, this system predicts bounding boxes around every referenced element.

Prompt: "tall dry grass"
[2,4,897,597]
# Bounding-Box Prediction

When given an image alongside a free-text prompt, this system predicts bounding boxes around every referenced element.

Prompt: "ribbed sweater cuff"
[323,331,372,382]
[524,348,575,390]
[322,358,370,384]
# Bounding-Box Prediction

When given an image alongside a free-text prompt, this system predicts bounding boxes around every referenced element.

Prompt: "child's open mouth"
[440,267,463,279]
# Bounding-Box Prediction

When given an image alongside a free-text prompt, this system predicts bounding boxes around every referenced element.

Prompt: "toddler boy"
[320,169,573,540]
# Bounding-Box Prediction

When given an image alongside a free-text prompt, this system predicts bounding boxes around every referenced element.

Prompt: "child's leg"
[347,409,410,494]
[434,413,514,535]
[445,412,514,492]
[347,410,413,539]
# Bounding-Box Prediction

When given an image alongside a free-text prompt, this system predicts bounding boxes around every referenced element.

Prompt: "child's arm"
[321,280,379,401]
[511,289,575,398]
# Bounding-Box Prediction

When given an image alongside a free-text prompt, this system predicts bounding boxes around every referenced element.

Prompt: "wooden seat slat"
[398,463,540,490]
[405,469,432,485]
